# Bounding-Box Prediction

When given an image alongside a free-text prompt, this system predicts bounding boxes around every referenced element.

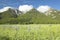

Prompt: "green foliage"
[0,24,60,40]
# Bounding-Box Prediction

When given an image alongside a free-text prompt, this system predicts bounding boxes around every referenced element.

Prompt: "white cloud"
[37,5,51,13]
[0,7,12,13]
[19,5,33,13]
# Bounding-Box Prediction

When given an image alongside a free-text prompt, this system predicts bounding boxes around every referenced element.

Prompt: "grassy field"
[0,24,60,40]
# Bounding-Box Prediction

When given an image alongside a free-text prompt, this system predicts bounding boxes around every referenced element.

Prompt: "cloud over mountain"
[0,7,12,13]
[19,5,33,13]
[37,5,51,13]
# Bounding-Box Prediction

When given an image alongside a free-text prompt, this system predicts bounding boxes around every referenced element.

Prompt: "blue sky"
[0,0,60,10]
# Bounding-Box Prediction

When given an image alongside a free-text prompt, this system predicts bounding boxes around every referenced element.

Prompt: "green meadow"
[0,24,60,40]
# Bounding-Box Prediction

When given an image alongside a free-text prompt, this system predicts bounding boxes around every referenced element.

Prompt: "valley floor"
[0,24,60,40]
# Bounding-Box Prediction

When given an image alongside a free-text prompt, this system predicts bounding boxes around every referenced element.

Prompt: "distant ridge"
[0,7,60,24]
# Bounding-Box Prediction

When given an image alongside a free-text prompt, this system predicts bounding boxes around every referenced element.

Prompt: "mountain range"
[0,7,60,24]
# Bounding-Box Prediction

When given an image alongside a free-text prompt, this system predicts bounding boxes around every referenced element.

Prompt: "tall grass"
[0,24,60,40]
